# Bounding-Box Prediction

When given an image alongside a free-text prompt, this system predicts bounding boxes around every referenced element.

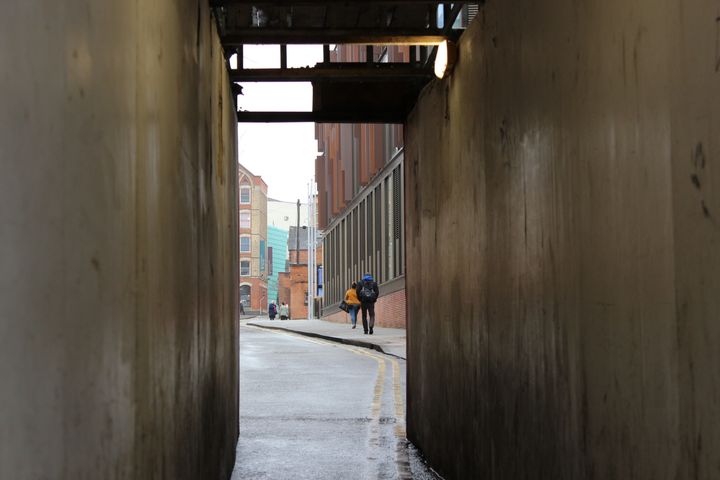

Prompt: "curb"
[246,322,405,360]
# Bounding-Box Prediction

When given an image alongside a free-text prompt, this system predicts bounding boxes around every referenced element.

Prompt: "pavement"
[245,318,407,359]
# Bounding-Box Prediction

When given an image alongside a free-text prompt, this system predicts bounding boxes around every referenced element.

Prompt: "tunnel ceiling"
[211,1,474,123]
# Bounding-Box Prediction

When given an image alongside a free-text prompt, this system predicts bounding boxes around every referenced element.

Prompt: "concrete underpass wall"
[406,1,720,479]
[1,2,238,479]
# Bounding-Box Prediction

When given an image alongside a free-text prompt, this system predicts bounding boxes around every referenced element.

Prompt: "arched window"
[240,175,251,204]
[240,284,251,307]
[240,186,251,204]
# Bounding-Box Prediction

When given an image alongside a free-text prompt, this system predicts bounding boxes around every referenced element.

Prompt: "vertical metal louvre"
[321,153,405,308]
[374,186,382,281]
[393,166,402,278]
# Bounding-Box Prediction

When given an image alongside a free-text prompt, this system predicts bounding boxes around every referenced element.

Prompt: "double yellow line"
[342,344,405,437]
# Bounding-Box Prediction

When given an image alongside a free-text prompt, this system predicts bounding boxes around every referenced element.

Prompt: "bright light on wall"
[434,40,457,79]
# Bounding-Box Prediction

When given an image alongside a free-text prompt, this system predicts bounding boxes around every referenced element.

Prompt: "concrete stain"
[693,142,706,170]
[701,200,711,218]
[691,174,701,190]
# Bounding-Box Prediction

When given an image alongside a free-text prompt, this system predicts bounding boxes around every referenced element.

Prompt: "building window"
[240,284,251,307]
[240,210,251,229]
[240,186,251,204]
[240,236,251,253]
[240,260,250,276]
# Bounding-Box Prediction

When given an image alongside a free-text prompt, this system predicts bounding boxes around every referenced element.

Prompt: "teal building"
[267,226,289,303]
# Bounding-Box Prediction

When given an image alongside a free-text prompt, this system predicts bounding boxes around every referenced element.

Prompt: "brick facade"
[323,287,406,329]
[278,264,308,319]
[288,247,323,266]
[277,272,290,311]
[240,278,267,313]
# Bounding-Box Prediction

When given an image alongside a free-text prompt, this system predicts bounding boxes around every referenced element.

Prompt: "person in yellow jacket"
[344,282,362,329]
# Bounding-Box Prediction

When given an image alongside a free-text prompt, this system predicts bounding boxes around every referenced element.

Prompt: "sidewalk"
[245,318,406,359]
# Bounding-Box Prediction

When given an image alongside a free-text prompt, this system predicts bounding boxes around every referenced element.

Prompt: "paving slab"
[246,318,406,359]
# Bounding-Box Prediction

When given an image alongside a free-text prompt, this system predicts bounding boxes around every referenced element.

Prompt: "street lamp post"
[295,199,300,265]
[307,180,316,320]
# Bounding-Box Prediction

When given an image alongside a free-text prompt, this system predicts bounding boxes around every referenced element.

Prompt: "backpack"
[359,281,377,303]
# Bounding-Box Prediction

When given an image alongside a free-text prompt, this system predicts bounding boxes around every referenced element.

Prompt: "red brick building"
[315,45,407,328]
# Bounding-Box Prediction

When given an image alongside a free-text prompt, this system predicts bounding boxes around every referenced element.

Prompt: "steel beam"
[236,111,405,123]
[213,1,457,5]
[221,29,449,45]
[442,2,464,34]
[229,63,432,82]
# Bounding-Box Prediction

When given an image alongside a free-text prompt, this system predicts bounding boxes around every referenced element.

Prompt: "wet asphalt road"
[230,325,439,480]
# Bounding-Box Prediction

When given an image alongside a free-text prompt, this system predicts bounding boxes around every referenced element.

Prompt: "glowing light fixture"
[434,40,457,79]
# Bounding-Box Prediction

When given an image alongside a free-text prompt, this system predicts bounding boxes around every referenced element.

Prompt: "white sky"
[234,45,325,202]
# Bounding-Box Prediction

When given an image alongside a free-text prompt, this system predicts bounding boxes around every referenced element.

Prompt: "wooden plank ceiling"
[211,1,470,123]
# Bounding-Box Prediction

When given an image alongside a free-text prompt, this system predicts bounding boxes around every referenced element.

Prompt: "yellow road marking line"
[371,356,386,426]
[392,358,406,438]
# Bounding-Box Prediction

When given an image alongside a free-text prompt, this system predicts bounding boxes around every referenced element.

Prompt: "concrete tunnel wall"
[1,1,239,479]
[406,1,720,479]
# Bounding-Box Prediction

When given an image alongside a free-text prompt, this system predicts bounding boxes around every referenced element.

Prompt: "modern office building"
[238,163,268,313]
[267,225,288,304]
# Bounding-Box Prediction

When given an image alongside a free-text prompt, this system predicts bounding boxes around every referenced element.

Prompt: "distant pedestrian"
[268,302,277,320]
[279,302,289,320]
[344,282,361,329]
[356,274,379,334]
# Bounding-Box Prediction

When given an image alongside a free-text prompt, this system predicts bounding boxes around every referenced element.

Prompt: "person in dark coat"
[356,274,380,334]
[268,302,277,320]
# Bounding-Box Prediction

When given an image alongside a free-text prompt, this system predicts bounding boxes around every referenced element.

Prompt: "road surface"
[231,325,438,480]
